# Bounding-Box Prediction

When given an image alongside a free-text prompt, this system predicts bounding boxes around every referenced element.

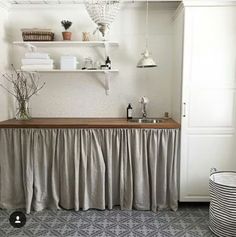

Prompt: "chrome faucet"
[139,96,149,118]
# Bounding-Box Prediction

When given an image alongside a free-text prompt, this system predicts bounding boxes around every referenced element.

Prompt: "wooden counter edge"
[0,118,181,129]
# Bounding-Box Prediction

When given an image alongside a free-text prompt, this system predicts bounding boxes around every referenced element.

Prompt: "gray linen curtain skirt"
[0,128,179,214]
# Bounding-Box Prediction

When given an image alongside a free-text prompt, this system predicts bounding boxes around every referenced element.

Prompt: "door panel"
[180,6,236,201]
[186,135,236,197]
[188,89,235,128]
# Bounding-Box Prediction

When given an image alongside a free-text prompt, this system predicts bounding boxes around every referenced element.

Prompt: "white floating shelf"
[20,69,119,73]
[21,69,119,95]
[13,41,119,48]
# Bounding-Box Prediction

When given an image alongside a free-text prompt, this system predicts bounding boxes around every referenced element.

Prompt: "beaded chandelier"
[85,0,120,39]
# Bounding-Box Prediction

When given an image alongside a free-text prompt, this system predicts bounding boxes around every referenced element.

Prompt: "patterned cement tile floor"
[0,203,216,237]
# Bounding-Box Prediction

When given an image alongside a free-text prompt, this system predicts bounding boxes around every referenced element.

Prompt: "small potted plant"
[61,20,72,40]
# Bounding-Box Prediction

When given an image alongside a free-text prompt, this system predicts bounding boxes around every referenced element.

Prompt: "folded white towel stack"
[21,52,54,71]
[25,52,50,59]
[21,65,54,71]
[22,59,53,65]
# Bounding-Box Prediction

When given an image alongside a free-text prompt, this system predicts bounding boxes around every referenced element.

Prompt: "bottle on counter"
[163,112,169,120]
[105,56,111,69]
[127,103,133,120]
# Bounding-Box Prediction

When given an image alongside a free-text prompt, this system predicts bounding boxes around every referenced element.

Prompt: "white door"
[180,6,236,201]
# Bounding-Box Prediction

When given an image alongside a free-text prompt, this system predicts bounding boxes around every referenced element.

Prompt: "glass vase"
[15,99,31,120]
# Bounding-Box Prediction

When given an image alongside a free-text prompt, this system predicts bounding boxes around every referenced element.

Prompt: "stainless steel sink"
[129,118,164,124]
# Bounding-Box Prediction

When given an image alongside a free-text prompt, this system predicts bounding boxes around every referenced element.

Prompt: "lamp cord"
[145,0,149,50]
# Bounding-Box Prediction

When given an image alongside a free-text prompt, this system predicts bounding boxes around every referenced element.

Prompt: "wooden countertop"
[0,118,180,129]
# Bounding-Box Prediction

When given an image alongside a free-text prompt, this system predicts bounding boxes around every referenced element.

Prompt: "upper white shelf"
[13,41,119,48]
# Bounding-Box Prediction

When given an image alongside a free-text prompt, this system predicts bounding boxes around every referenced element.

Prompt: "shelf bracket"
[24,43,37,52]
[104,71,110,95]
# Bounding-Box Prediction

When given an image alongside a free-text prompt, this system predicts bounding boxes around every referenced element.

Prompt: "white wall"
[0,6,12,121]
[8,2,180,118]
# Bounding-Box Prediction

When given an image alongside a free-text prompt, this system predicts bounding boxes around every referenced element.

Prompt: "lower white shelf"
[20,69,119,95]
[20,69,119,73]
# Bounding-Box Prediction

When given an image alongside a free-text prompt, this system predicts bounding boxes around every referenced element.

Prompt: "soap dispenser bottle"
[105,56,111,69]
[127,103,133,120]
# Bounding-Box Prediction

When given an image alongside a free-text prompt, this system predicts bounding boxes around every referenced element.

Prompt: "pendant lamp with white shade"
[137,0,157,68]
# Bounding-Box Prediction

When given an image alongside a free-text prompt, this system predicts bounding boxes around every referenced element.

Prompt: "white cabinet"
[179,4,236,201]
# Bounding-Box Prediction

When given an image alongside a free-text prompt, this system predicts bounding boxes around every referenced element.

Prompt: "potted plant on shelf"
[61,20,72,40]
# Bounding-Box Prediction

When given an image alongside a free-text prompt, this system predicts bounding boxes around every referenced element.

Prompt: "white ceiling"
[7,0,87,4]
[5,0,181,5]
[2,0,236,7]
[0,0,182,11]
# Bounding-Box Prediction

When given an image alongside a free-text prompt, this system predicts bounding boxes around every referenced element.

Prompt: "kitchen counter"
[0,118,180,129]
[0,118,180,213]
